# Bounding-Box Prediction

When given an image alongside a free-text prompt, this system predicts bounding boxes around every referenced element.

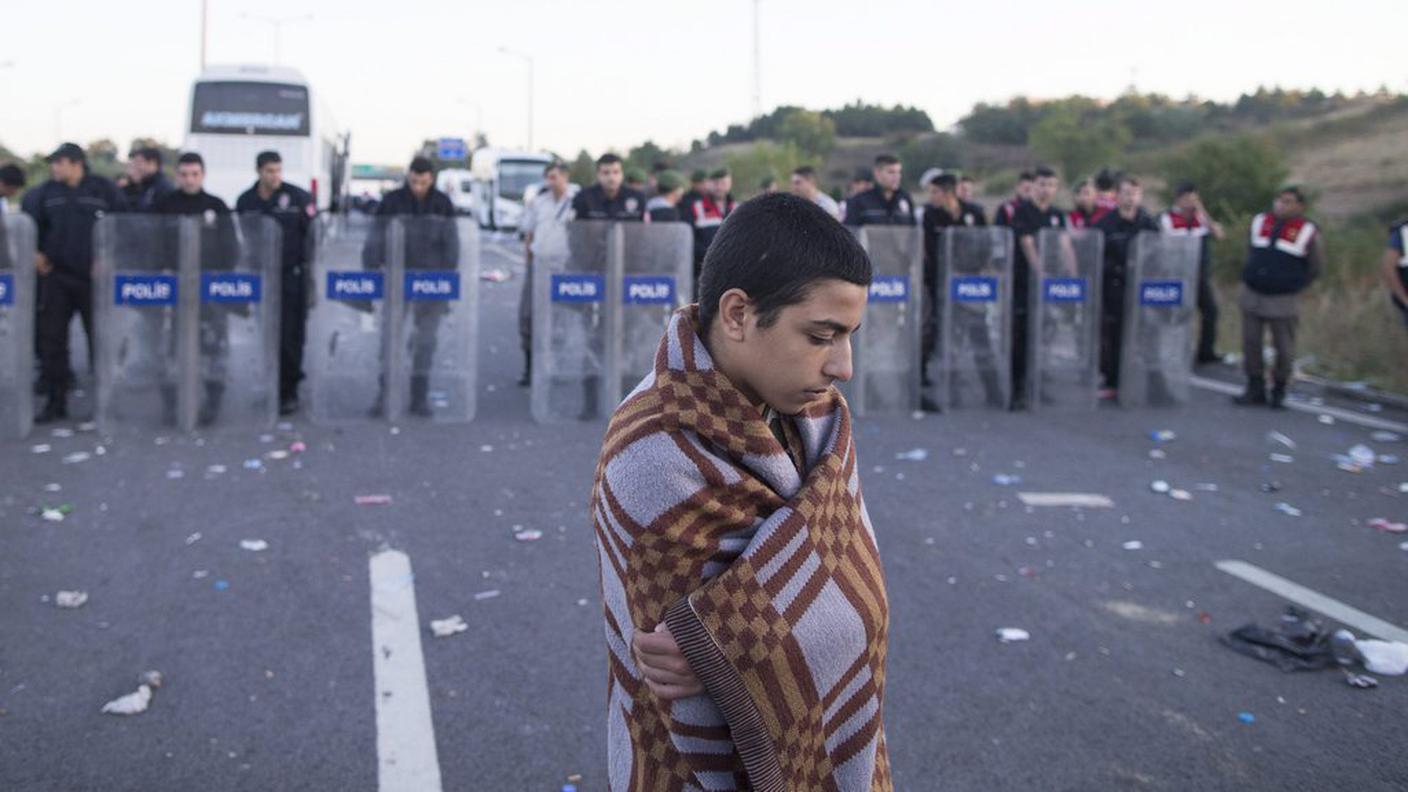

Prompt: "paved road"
[3,233,1406,791]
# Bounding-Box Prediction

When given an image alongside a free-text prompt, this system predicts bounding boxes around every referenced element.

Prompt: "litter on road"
[996,628,1030,643]
[55,590,88,608]
[355,494,393,506]
[1150,430,1177,443]
[1356,639,1408,676]
[1267,431,1297,449]
[31,444,51,454]
[1150,480,1171,494]
[100,671,162,716]
[895,448,929,462]
[1371,431,1401,443]
[430,615,469,637]
[239,539,269,552]
[473,589,501,601]
[1274,503,1303,517]
[1122,541,1144,551]
[514,529,544,542]
[61,452,91,464]
[1369,518,1407,534]
[1269,453,1295,464]
[992,474,1022,486]
[1016,493,1114,508]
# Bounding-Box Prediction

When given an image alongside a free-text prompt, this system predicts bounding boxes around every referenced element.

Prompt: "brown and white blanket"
[591,306,891,791]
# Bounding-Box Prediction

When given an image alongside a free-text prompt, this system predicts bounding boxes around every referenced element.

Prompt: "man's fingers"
[632,629,680,657]
[639,663,698,688]
[644,678,705,701]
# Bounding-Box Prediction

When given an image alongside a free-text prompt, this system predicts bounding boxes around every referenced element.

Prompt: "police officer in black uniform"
[362,156,459,417]
[921,172,992,408]
[236,150,315,415]
[154,152,240,426]
[23,143,126,422]
[1093,175,1160,398]
[571,153,646,221]
[1009,166,1067,409]
[843,154,916,227]
[119,147,175,213]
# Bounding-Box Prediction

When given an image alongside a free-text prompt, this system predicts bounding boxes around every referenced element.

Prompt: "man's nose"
[822,340,853,383]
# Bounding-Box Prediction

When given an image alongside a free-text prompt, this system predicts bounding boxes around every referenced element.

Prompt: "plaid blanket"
[592,306,891,791]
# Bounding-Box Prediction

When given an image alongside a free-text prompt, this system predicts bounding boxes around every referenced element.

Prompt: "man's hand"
[34,252,52,276]
[632,622,704,701]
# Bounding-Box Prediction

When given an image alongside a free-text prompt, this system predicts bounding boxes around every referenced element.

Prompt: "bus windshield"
[191,81,310,136]
[498,161,545,201]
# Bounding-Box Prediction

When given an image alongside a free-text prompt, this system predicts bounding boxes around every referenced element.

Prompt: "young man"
[678,170,708,229]
[1093,169,1119,217]
[844,154,916,227]
[688,167,736,284]
[1009,166,1066,409]
[0,163,24,213]
[645,170,686,222]
[1161,182,1226,365]
[155,152,240,426]
[24,143,126,423]
[1234,186,1323,409]
[1382,217,1408,333]
[236,150,316,415]
[789,164,841,220]
[519,161,578,386]
[572,153,646,222]
[362,156,459,417]
[1093,176,1160,398]
[592,192,890,791]
[993,170,1034,227]
[956,174,979,206]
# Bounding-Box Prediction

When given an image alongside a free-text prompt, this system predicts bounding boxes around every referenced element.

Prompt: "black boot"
[518,350,532,388]
[1233,376,1267,407]
[408,375,432,417]
[160,384,178,426]
[1269,380,1287,410]
[198,381,224,427]
[579,375,600,421]
[35,387,67,424]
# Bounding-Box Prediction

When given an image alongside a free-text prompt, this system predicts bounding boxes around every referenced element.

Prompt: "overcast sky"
[3,0,1405,165]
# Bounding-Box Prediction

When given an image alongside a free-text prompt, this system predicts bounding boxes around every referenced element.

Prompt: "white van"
[436,168,477,216]
[469,148,555,230]
[183,64,349,212]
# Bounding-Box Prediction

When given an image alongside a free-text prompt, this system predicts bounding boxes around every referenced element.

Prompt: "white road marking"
[1017,492,1114,508]
[1215,559,1408,643]
[369,550,444,792]
[1191,375,1408,433]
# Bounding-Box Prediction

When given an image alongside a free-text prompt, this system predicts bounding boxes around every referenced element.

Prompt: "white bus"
[469,148,555,230]
[183,65,349,212]
[435,168,477,216]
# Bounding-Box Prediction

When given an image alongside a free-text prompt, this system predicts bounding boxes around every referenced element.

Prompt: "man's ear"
[716,289,752,342]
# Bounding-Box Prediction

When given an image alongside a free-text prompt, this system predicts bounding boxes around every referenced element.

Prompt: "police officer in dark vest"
[154,152,240,426]
[362,156,459,417]
[1234,186,1323,409]
[23,143,126,423]
[237,150,315,415]
[119,146,175,213]
[1093,175,1160,398]
[842,153,916,228]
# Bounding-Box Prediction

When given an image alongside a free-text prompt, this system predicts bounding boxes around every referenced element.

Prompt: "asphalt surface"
[3,232,1407,791]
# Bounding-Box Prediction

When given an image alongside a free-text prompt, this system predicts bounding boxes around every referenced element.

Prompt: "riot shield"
[94,214,183,432]
[1119,232,1199,407]
[1029,228,1103,410]
[937,227,1013,411]
[611,222,692,404]
[0,214,36,438]
[387,216,479,423]
[851,226,923,415]
[195,213,280,432]
[531,221,612,423]
[305,213,390,423]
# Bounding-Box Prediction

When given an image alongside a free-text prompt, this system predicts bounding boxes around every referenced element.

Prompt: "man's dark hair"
[690,169,708,184]
[851,167,873,184]
[1034,166,1057,180]
[256,150,282,169]
[1017,171,1036,183]
[710,167,731,180]
[1279,185,1307,204]
[409,156,435,175]
[1174,180,1198,198]
[1118,175,1141,189]
[596,153,623,168]
[698,193,871,330]
[792,165,817,181]
[132,147,163,167]
[1094,169,1116,192]
[650,160,671,174]
[177,152,205,169]
[931,173,958,191]
[874,153,900,167]
[543,160,570,176]
[0,163,26,188]
[958,174,975,184]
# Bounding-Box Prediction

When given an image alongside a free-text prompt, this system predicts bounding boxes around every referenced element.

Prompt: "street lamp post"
[241,12,314,66]
[497,47,535,151]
